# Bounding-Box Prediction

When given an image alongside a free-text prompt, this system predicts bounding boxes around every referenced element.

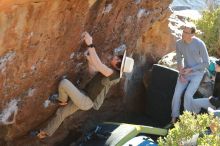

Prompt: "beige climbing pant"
[43,79,94,136]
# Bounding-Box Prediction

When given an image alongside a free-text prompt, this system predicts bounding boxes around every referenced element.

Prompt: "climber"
[34,32,134,139]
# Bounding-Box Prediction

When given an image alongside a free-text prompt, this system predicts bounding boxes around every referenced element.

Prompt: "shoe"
[208,107,220,117]
[48,94,67,106]
[30,130,48,139]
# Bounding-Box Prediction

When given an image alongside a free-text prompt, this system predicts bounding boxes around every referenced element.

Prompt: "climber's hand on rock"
[82,31,93,46]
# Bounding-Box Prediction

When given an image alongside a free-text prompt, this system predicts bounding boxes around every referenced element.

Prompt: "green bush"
[195,8,220,56]
[157,111,220,146]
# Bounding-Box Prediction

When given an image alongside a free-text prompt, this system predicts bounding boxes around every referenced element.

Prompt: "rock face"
[0,0,175,145]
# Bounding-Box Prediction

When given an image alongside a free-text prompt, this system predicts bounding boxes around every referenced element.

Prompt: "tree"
[195,8,220,57]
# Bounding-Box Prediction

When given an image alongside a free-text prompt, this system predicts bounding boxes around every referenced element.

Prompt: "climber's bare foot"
[37,131,48,139]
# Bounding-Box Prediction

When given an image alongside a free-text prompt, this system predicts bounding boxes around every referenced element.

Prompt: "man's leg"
[184,73,204,112]
[39,79,94,138]
[192,98,216,113]
[171,78,188,121]
[43,102,79,136]
[58,79,94,110]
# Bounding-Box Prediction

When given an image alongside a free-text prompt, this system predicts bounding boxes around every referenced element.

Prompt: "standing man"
[35,32,134,138]
[171,24,209,123]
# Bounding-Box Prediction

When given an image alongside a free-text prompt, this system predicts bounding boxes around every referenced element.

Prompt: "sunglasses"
[183,31,192,34]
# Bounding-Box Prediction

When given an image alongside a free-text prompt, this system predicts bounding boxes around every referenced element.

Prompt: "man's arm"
[87,47,113,77]
[191,41,209,72]
[176,42,188,83]
[176,43,184,73]
[83,32,113,77]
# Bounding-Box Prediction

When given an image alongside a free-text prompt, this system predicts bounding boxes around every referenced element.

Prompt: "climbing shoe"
[30,130,48,139]
[48,94,67,106]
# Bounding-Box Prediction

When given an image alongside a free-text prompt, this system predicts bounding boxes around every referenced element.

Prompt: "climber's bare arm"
[82,32,113,77]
